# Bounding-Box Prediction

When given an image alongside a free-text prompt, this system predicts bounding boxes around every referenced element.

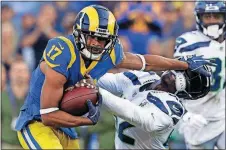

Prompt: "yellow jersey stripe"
[26,121,63,149]
[107,11,116,35]
[43,51,60,68]
[25,126,42,149]
[80,55,86,76]
[80,54,99,76]
[81,6,99,32]
[17,131,30,149]
[58,36,76,69]
[110,48,116,65]
[93,79,97,84]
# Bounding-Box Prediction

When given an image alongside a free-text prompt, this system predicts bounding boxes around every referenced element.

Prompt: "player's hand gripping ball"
[60,74,99,116]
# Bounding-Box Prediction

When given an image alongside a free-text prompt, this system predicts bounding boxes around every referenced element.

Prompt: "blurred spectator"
[2,5,18,73]
[1,60,30,149]
[149,2,180,58]
[115,2,162,54]
[20,4,61,69]
[98,1,117,12]
[1,4,14,23]
[149,1,166,21]
[61,12,77,35]
[170,2,196,39]
[17,14,36,71]
[2,2,43,37]
[37,4,59,38]
[21,14,36,31]
[2,1,42,17]
[9,60,30,100]
[68,1,100,12]
[113,2,130,20]
[54,1,71,33]
[1,64,7,92]
[2,22,18,67]
[2,89,22,148]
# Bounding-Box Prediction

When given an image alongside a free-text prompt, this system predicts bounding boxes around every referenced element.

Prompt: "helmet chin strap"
[202,24,225,39]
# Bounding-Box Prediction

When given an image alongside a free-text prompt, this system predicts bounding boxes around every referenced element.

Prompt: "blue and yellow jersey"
[15,34,124,139]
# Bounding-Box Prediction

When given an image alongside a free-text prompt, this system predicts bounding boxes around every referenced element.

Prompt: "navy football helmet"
[73,5,119,61]
[194,1,226,39]
[174,65,211,100]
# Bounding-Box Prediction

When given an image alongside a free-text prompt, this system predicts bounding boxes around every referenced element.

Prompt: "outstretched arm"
[116,52,188,71]
[117,52,213,77]
[99,88,173,132]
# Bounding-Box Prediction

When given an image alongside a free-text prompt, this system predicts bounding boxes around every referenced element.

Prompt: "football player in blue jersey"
[15,4,215,149]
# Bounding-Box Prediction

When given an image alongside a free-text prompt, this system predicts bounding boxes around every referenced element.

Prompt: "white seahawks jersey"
[98,71,185,149]
[174,30,225,144]
[98,70,160,99]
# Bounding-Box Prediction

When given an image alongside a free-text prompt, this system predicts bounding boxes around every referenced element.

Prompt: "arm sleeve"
[99,88,173,132]
[174,35,202,58]
[113,39,125,65]
[97,72,133,96]
[97,73,123,96]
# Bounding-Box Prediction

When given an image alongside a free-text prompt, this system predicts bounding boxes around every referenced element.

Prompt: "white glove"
[182,112,208,129]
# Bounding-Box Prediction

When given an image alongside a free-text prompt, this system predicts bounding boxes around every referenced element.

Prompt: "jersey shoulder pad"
[174,31,211,55]
[43,36,76,70]
[43,36,76,78]
[110,38,124,65]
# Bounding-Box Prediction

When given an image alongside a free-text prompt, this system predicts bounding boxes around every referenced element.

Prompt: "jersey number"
[146,93,184,125]
[47,45,62,61]
[118,122,135,145]
[211,58,225,91]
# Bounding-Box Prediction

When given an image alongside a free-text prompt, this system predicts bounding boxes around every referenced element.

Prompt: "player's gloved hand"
[75,74,97,89]
[182,112,208,130]
[86,96,102,125]
[179,55,216,77]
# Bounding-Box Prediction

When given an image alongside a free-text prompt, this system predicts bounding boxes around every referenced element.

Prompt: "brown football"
[60,87,98,116]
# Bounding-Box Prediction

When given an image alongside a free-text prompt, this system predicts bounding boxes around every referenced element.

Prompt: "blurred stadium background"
[1,1,197,149]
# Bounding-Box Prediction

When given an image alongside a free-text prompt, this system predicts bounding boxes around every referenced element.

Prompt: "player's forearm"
[41,82,93,127]
[117,52,188,71]
[99,88,153,131]
[21,28,41,47]
[99,88,135,119]
[41,110,93,128]
[144,55,188,71]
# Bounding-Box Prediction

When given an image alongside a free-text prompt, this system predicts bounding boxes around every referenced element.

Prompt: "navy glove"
[180,55,216,77]
[86,94,102,125]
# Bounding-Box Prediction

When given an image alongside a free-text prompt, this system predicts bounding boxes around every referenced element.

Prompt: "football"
[60,87,98,116]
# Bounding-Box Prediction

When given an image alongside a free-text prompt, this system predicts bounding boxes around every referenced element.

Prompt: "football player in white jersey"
[97,66,211,149]
[173,1,225,149]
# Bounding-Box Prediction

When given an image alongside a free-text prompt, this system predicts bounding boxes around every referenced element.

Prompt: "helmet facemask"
[196,13,226,39]
[161,70,193,99]
[73,27,117,61]
[173,66,211,100]
[194,1,226,40]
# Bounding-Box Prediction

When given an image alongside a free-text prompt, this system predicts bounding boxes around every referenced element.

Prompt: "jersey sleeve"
[174,32,211,58]
[174,36,189,58]
[42,37,76,79]
[111,39,125,66]
[97,72,133,96]
[99,88,174,133]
